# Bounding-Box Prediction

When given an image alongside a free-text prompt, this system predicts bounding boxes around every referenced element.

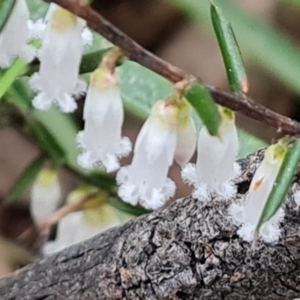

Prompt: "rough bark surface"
[1,150,300,300]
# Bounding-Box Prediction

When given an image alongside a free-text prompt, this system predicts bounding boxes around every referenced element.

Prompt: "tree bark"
[1,150,300,300]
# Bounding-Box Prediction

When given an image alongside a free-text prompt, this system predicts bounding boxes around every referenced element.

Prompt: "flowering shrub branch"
[47,0,300,135]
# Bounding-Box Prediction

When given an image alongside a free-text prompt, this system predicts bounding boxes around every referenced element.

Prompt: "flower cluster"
[7,2,288,247]
[117,97,196,210]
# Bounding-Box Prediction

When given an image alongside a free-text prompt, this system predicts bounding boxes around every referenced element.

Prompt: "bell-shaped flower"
[42,187,126,255]
[182,107,239,201]
[0,0,35,68]
[30,167,61,225]
[117,97,196,210]
[229,143,287,243]
[76,67,131,172]
[29,4,92,113]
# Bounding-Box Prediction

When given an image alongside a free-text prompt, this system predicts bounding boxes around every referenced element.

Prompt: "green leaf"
[80,48,111,74]
[256,139,300,234]
[0,59,29,103]
[118,61,173,119]
[0,0,16,33]
[7,156,45,202]
[33,108,80,170]
[210,3,248,94]
[184,82,221,136]
[6,77,81,170]
[109,197,149,216]
[27,119,66,166]
[237,129,267,158]
[26,0,48,20]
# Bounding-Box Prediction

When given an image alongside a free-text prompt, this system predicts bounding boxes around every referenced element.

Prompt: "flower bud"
[30,167,61,225]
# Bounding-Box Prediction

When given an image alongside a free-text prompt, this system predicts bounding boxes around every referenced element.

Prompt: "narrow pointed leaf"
[7,156,45,202]
[0,59,29,103]
[80,48,111,74]
[109,197,149,216]
[256,138,300,234]
[211,3,248,94]
[0,0,16,33]
[184,82,221,136]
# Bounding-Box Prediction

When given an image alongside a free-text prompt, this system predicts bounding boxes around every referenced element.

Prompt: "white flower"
[77,67,131,172]
[30,167,61,225]
[0,0,35,68]
[229,143,287,243]
[182,107,239,201]
[29,4,92,113]
[117,98,196,210]
[43,188,125,255]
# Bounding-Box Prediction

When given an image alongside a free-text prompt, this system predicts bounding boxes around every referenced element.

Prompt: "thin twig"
[17,198,88,247]
[48,0,300,134]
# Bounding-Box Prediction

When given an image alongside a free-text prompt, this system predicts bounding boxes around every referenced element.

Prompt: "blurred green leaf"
[0,59,29,102]
[7,156,45,202]
[109,197,149,216]
[118,61,173,119]
[6,77,80,169]
[237,129,267,158]
[33,108,80,170]
[210,3,248,94]
[0,0,16,33]
[185,82,221,136]
[167,0,300,95]
[26,0,48,20]
[27,119,66,166]
[80,48,111,74]
[256,138,300,235]
[278,0,300,9]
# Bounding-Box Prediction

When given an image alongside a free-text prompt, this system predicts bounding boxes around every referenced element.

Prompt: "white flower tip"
[27,19,46,40]
[117,168,175,210]
[82,27,93,48]
[140,189,166,210]
[32,93,52,111]
[234,162,242,178]
[259,222,281,243]
[102,154,120,173]
[163,178,176,200]
[237,223,255,242]
[59,94,77,113]
[229,203,245,225]
[217,181,237,200]
[192,183,210,202]
[116,166,128,184]
[117,182,139,207]
[118,137,132,157]
[77,152,94,170]
[236,208,284,243]
[181,163,197,185]
[74,79,88,97]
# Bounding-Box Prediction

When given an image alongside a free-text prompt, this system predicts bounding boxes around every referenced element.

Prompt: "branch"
[47,0,300,135]
[1,151,300,299]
